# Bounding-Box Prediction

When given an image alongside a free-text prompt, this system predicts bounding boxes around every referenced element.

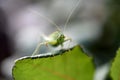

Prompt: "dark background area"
[0,8,13,80]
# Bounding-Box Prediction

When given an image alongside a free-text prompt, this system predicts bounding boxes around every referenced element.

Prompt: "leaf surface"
[12,46,94,80]
[111,48,120,80]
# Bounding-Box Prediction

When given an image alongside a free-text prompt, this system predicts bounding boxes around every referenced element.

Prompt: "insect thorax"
[48,31,65,47]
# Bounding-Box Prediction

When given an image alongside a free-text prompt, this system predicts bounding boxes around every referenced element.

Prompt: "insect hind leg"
[32,42,47,56]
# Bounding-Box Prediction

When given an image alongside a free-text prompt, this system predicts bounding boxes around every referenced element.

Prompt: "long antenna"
[29,9,61,31]
[63,0,82,32]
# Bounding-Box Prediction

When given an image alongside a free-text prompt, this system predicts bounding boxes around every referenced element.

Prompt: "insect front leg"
[64,37,72,42]
[45,42,54,55]
[64,37,72,50]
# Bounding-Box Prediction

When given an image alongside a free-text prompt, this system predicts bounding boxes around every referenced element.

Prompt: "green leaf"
[111,48,120,80]
[12,46,94,80]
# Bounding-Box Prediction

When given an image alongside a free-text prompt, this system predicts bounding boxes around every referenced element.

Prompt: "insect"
[31,0,81,56]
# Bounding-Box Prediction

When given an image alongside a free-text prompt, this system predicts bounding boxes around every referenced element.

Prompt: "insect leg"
[64,38,72,42]
[64,38,72,51]
[32,42,47,56]
[42,44,55,57]
[45,42,52,53]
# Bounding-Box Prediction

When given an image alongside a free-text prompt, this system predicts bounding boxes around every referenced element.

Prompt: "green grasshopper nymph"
[31,0,81,56]
[32,28,71,56]
[46,30,68,47]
